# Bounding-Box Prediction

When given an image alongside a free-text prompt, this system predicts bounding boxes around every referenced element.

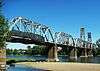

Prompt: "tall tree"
[0,0,10,49]
[0,0,10,65]
[0,16,9,48]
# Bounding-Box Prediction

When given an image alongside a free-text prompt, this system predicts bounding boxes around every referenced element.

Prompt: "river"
[7,55,100,71]
[7,64,45,71]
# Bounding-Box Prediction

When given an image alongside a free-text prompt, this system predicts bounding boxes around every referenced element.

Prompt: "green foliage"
[0,0,10,48]
[26,46,32,55]
[95,49,100,55]
[25,45,48,55]
[6,48,13,55]
[13,49,18,55]
[7,45,70,56]
[6,59,16,65]
[6,45,49,56]
[96,39,100,48]
[0,16,10,48]
[96,39,100,55]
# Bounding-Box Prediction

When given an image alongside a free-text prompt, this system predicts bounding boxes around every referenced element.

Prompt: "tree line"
[6,44,100,56]
[6,45,71,56]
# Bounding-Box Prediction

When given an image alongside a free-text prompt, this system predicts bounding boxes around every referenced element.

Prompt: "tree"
[13,49,18,55]
[0,0,10,49]
[6,48,13,55]
[95,39,100,55]
[26,46,32,55]
[96,39,100,48]
[0,16,10,48]
[0,0,10,65]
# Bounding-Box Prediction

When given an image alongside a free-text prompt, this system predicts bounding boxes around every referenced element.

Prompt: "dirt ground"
[17,62,100,71]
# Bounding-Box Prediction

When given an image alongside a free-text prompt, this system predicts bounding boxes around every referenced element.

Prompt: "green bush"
[6,59,16,65]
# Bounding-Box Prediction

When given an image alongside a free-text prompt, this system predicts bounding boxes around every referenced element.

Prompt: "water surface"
[7,64,45,71]
[7,55,100,63]
[7,55,100,71]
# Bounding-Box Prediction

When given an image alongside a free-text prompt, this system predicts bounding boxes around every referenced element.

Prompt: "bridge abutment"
[69,48,77,61]
[47,46,59,62]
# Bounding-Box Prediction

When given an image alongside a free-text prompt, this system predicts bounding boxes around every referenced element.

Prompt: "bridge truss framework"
[8,16,97,61]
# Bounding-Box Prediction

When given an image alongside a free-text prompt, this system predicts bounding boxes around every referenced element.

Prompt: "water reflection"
[6,55,100,71]
[7,55,100,63]
[80,57,89,63]
[79,57,94,63]
[7,64,44,71]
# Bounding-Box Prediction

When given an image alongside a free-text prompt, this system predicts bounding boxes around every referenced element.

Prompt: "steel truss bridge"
[7,16,97,61]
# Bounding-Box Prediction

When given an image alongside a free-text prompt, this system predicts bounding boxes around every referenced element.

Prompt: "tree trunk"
[0,47,6,69]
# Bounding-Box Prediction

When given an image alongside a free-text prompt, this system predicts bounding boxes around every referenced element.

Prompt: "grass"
[6,58,36,63]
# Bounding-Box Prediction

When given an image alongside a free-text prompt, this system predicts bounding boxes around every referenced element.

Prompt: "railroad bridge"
[7,16,97,61]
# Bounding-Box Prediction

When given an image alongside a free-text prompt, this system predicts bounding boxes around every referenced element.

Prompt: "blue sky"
[3,0,100,49]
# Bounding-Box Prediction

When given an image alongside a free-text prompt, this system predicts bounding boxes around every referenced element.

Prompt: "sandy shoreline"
[17,62,100,71]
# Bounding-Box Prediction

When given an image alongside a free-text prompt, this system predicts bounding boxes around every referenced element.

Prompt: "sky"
[3,0,100,49]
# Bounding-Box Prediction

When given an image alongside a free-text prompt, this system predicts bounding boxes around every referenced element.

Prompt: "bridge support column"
[48,46,59,62]
[80,48,88,57]
[69,48,77,61]
[80,48,88,63]
[88,49,93,57]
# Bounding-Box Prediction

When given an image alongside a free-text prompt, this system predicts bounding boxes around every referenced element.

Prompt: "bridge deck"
[6,31,93,50]
[7,36,92,50]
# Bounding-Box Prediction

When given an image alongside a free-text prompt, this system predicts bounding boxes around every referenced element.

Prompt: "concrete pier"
[80,48,88,57]
[48,46,59,62]
[69,48,77,61]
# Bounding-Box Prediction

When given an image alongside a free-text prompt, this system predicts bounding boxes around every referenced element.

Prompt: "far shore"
[17,62,100,71]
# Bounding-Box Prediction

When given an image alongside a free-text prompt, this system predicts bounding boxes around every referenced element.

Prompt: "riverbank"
[17,62,100,71]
